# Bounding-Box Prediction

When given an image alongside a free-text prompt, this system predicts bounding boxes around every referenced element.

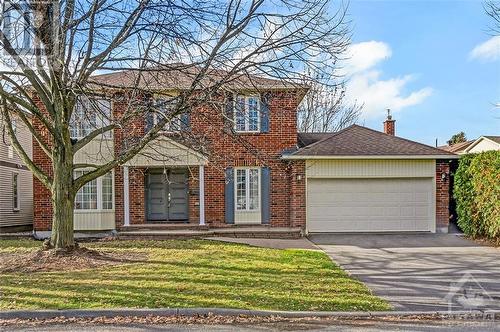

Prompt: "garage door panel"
[307,178,433,232]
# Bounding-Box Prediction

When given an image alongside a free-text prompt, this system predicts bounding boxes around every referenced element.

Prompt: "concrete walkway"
[310,234,500,311]
[205,237,319,250]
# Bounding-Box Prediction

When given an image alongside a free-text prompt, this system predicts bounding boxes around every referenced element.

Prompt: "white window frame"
[70,97,112,140]
[12,171,20,211]
[74,170,115,212]
[234,167,261,212]
[234,95,261,133]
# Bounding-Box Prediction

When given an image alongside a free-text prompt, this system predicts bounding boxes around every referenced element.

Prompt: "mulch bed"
[0,247,147,273]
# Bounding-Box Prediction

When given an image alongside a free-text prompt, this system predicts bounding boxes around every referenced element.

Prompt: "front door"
[146,169,189,222]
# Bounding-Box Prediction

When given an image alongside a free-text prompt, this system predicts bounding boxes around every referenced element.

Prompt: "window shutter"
[145,112,154,132]
[260,93,270,133]
[224,93,234,133]
[225,167,235,224]
[180,113,190,131]
[261,167,271,224]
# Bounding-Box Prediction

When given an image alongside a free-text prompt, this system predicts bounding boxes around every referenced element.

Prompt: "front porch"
[121,136,209,228]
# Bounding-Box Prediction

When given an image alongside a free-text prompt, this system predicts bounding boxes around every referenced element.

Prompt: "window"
[2,1,32,53]
[12,172,20,211]
[235,95,260,132]
[150,98,186,132]
[74,171,113,210]
[70,97,111,139]
[235,168,260,211]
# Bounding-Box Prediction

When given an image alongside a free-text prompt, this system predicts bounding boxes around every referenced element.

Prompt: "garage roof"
[288,125,458,159]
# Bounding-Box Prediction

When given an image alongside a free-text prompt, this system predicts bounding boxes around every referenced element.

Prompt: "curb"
[1,308,499,320]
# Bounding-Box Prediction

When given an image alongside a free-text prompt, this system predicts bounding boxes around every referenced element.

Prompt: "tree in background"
[297,71,361,133]
[485,1,500,34]
[447,132,467,146]
[0,0,350,250]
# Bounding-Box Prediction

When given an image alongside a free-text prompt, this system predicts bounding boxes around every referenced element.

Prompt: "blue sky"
[344,0,500,146]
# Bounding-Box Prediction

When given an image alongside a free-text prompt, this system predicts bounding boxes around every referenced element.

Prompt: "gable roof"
[484,136,500,144]
[285,125,458,159]
[90,64,306,92]
[463,135,500,153]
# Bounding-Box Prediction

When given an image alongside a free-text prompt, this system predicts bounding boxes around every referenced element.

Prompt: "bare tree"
[0,0,349,250]
[297,75,361,132]
[485,0,500,35]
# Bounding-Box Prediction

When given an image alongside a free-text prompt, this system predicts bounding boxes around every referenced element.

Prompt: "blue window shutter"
[261,167,271,224]
[225,167,235,224]
[224,94,234,133]
[180,113,190,131]
[145,112,154,132]
[260,93,270,133]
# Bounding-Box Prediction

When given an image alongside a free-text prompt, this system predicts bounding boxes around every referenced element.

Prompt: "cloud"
[342,41,433,119]
[469,36,500,62]
[342,41,392,75]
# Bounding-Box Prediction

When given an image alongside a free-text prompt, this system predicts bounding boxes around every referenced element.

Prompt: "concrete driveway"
[309,234,500,311]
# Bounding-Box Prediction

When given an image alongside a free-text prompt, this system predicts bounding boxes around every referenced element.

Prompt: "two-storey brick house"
[32,70,309,232]
[33,69,458,235]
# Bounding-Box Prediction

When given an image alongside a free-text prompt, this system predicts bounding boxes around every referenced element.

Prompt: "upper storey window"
[235,95,260,132]
[70,97,112,139]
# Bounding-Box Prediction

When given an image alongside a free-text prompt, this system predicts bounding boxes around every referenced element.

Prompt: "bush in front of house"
[454,150,500,239]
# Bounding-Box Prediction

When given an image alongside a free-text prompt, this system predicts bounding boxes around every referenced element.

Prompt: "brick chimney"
[383,109,395,136]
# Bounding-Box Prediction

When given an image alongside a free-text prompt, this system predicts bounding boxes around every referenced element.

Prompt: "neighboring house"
[439,136,500,155]
[463,136,500,154]
[0,116,33,230]
[32,69,457,235]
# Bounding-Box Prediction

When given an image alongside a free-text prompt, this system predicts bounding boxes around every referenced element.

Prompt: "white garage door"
[307,178,434,232]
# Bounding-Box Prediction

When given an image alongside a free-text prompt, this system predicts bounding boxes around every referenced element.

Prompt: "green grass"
[0,239,390,311]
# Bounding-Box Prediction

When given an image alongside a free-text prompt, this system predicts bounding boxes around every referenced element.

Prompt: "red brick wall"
[436,160,451,231]
[289,161,306,228]
[192,91,301,227]
[32,90,306,230]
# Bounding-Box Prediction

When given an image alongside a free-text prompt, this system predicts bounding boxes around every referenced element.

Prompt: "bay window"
[74,171,113,210]
[235,168,260,211]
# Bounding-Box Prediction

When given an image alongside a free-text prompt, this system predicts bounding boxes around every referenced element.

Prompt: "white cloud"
[342,41,433,119]
[342,41,391,75]
[469,36,500,62]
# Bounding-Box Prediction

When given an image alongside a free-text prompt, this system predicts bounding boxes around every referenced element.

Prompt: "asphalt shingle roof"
[292,125,457,157]
[90,64,304,91]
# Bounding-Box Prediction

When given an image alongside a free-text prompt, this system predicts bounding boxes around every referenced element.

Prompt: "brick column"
[436,160,451,233]
[289,161,306,229]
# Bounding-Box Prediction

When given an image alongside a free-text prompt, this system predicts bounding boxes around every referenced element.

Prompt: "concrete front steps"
[117,224,303,240]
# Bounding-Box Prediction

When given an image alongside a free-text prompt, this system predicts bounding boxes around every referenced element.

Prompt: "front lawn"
[0,239,390,311]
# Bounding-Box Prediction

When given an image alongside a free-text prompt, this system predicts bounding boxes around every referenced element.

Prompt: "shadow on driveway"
[309,234,500,312]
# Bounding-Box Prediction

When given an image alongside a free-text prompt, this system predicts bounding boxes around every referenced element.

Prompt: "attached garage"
[307,177,434,233]
[305,159,436,233]
[287,124,459,233]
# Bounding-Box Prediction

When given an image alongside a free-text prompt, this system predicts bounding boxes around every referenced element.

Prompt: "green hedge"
[453,150,500,239]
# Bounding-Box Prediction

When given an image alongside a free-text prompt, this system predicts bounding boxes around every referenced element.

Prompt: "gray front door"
[146,169,189,221]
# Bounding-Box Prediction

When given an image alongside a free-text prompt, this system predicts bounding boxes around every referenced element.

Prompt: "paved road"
[309,234,500,311]
[3,319,500,331]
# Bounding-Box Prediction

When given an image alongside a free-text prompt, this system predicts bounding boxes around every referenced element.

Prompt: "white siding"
[74,137,115,164]
[467,138,500,153]
[126,137,206,167]
[306,159,435,178]
[0,116,33,227]
[74,211,115,230]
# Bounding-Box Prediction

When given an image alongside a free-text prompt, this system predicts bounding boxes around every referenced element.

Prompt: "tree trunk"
[49,149,76,250]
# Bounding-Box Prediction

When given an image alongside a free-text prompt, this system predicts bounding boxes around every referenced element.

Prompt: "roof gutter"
[281,154,460,160]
